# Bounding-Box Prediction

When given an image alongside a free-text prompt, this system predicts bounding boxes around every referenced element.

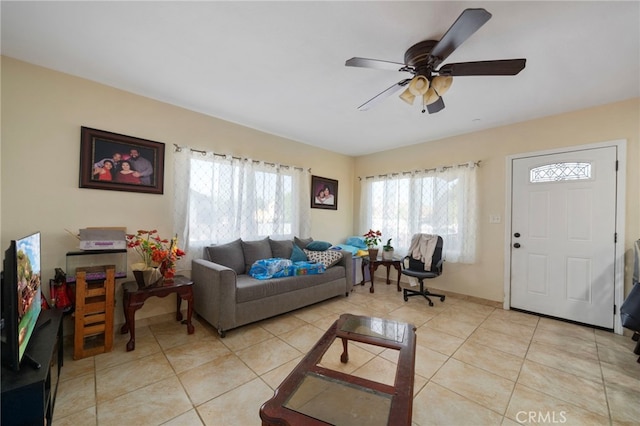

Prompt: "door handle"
[513,243,521,248]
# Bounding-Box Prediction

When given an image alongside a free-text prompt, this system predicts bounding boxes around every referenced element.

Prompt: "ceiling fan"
[345,8,526,114]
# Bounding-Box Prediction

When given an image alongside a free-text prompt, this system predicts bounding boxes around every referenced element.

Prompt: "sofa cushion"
[242,237,273,273]
[269,238,293,259]
[346,236,367,249]
[290,244,308,262]
[304,249,343,268]
[306,240,332,251]
[294,236,313,249]
[205,239,245,274]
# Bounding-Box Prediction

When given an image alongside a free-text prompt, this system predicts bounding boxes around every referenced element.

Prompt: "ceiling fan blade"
[438,59,526,76]
[357,78,412,111]
[430,8,492,64]
[345,57,409,72]
[426,96,445,114]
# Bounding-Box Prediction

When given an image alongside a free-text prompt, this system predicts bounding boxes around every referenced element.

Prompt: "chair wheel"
[403,291,408,302]
[429,301,434,307]
[440,296,446,302]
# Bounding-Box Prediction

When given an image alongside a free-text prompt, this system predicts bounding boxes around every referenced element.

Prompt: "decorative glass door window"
[529,162,592,183]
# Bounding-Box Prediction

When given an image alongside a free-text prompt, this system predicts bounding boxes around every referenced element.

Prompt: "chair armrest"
[402,256,444,275]
[401,256,410,269]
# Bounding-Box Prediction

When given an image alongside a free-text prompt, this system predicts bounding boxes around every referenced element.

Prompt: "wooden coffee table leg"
[369,263,375,293]
[124,305,137,352]
[340,337,349,363]
[176,293,183,322]
[120,292,130,334]
[183,289,195,334]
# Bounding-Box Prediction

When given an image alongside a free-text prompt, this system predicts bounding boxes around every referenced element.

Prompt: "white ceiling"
[2,1,639,156]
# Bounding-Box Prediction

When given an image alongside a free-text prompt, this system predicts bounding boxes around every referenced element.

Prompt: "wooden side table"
[120,275,194,351]
[361,257,403,293]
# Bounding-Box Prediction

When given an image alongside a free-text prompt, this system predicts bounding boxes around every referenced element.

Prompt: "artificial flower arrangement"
[126,230,185,279]
[363,229,382,248]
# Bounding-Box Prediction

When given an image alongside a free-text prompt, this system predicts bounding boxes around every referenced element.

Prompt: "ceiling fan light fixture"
[408,75,429,96]
[346,8,526,113]
[432,76,453,96]
[399,87,416,105]
[423,87,440,105]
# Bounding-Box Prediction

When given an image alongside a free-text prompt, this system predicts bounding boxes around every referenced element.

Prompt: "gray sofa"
[192,237,353,337]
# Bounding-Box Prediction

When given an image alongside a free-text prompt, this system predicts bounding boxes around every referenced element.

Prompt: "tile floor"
[53,282,640,425]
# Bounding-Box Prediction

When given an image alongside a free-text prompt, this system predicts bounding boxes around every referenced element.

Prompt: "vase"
[382,249,394,260]
[132,264,163,287]
[159,260,176,281]
[367,248,379,260]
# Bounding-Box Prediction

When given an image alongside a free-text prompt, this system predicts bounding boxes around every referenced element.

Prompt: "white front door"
[509,146,618,328]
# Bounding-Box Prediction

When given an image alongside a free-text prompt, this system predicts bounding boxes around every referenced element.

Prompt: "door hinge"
[614,233,617,243]
[615,160,619,171]
[614,304,617,315]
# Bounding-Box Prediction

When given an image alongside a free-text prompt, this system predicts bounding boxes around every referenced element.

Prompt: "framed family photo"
[79,127,165,194]
[311,175,338,210]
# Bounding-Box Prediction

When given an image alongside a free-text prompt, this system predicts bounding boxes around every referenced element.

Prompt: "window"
[530,162,592,183]
[361,165,477,263]
[174,149,310,263]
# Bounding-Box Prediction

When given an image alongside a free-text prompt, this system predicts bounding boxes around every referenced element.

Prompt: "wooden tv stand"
[1,309,64,425]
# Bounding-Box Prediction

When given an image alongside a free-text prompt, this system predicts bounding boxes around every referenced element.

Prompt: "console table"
[260,313,416,425]
[361,256,403,293]
[120,275,194,351]
[1,309,63,425]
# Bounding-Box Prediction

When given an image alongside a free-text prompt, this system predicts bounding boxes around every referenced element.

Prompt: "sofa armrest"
[335,250,353,290]
[192,259,238,334]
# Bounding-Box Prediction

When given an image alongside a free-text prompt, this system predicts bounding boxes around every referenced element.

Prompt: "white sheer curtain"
[360,163,477,263]
[174,147,311,266]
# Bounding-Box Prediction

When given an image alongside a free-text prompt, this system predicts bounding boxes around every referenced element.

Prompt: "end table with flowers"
[126,230,185,286]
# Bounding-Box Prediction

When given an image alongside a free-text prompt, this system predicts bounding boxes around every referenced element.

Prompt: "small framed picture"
[311,175,338,210]
[79,127,165,194]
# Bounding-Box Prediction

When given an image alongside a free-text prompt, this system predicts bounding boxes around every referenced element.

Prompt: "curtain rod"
[359,160,481,180]
[173,144,309,172]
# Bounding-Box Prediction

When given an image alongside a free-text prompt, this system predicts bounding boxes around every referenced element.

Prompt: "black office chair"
[401,235,445,306]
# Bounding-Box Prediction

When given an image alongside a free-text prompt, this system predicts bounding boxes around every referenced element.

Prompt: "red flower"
[126,230,185,277]
[363,229,382,248]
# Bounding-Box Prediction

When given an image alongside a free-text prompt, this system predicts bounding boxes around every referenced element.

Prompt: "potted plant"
[382,238,394,260]
[363,229,382,259]
[126,230,185,286]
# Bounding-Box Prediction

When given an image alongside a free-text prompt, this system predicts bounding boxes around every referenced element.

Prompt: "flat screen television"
[1,231,42,371]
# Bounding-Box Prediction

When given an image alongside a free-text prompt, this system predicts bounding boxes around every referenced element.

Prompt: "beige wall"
[2,56,638,324]
[354,98,640,302]
[1,57,354,322]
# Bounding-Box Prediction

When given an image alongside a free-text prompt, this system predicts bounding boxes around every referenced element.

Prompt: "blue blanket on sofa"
[249,258,326,280]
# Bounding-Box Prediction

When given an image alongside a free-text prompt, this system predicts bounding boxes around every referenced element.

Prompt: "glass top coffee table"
[260,313,416,425]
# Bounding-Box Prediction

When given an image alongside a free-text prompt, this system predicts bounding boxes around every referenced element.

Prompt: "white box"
[79,228,126,250]
[79,240,126,250]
